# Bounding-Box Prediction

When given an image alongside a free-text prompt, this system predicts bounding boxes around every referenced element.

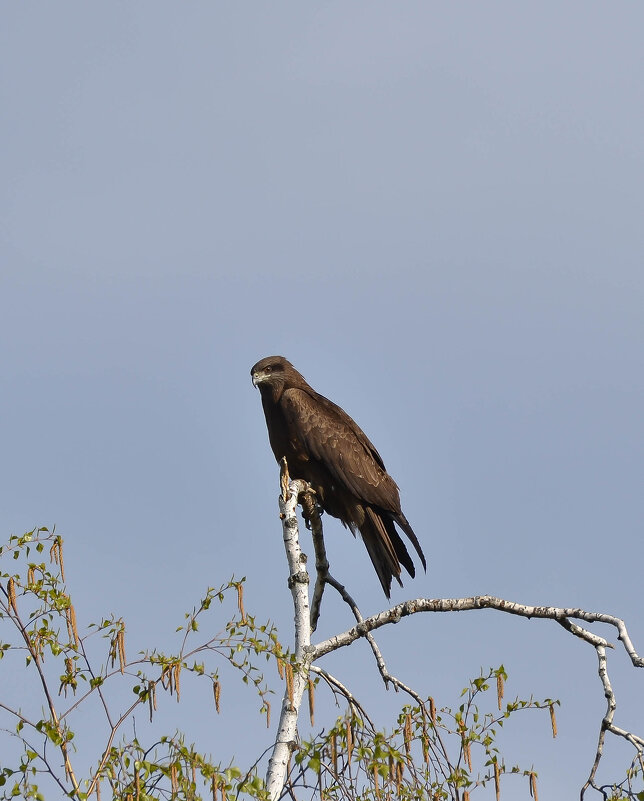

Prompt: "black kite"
[251,356,426,597]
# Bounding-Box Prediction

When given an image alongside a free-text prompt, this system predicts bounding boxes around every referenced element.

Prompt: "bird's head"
[251,356,299,401]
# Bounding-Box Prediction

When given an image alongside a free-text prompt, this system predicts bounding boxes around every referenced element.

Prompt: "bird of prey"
[251,356,426,597]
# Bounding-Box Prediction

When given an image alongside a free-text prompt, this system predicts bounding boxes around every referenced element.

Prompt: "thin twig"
[309,665,375,728]
[0,583,81,796]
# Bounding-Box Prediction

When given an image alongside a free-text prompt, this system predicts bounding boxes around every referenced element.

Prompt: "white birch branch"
[313,596,644,662]
[265,466,314,801]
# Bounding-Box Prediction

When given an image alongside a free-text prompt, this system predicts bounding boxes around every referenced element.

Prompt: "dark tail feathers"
[359,506,427,598]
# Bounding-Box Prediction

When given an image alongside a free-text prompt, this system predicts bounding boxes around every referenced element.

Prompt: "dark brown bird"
[251,356,426,597]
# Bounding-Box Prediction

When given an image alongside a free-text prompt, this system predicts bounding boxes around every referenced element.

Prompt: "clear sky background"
[2,3,643,798]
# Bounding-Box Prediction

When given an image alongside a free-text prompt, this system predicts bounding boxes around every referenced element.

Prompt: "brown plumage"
[251,356,426,597]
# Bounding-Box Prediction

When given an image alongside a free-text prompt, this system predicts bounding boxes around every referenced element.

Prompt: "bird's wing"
[281,387,400,511]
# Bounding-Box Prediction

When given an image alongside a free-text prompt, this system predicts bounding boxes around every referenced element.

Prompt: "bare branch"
[581,644,644,798]
[313,596,643,661]
[305,496,327,633]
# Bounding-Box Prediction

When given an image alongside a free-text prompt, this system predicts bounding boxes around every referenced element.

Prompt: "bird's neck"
[259,381,283,405]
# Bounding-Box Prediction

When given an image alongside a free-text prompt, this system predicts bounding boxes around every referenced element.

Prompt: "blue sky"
[2,3,643,797]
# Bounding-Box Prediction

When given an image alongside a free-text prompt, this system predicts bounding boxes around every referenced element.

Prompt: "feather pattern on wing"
[281,389,395,510]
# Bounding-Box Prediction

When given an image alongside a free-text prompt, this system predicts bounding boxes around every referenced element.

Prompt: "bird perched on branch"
[251,356,426,597]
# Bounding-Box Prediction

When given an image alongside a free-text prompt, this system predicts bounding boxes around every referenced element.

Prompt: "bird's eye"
[265,365,272,373]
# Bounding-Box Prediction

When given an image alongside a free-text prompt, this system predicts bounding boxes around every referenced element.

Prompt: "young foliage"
[289,667,553,801]
[1,524,642,800]
[0,527,280,800]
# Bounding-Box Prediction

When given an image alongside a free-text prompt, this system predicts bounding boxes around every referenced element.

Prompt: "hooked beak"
[251,370,267,388]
